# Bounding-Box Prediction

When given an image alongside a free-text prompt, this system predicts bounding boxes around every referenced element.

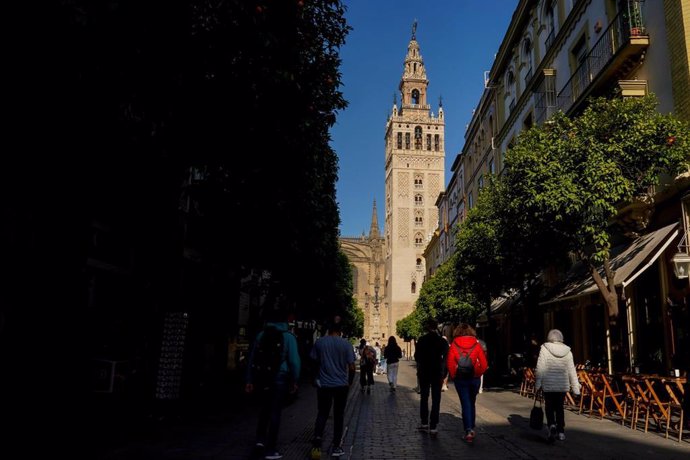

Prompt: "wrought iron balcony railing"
[557,5,647,113]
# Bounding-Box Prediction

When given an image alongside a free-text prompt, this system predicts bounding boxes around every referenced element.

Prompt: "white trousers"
[386,362,399,387]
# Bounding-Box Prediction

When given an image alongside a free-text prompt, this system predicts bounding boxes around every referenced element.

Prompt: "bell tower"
[384,22,445,340]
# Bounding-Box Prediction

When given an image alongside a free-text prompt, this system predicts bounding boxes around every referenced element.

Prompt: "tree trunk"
[588,257,621,373]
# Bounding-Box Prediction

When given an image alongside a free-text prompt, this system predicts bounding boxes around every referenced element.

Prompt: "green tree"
[396,312,423,342]
[416,254,479,324]
[503,95,690,321]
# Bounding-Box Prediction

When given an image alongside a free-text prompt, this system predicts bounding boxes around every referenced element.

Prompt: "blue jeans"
[454,377,481,432]
[256,381,289,451]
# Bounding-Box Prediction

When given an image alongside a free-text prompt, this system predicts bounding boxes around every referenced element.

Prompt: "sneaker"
[547,425,556,443]
[417,424,429,431]
[391,386,396,392]
[255,442,265,448]
[429,427,438,436]
[557,433,566,441]
[265,452,283,460]
[331,446,345,457]
[464,430,475,443]
[441,384,448,392]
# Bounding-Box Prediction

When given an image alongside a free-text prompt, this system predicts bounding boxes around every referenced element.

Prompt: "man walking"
[310,319,356,458]
[414,319,449,436]
[245,303,301,460]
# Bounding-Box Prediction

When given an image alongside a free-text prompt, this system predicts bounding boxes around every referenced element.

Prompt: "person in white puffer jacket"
[535,329,580,443]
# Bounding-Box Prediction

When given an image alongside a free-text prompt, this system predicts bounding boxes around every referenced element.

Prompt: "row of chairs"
[519,367,686,442]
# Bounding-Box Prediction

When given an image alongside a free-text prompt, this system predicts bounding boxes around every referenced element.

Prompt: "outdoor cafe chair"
[662,377,685,442]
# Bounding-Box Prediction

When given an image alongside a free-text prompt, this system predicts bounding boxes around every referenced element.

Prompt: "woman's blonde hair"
[453,323,476,338]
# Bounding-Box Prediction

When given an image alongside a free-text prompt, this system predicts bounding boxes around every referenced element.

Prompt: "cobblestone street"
[102,360,688,460]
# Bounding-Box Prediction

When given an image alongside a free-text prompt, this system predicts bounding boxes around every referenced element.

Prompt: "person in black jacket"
[414,319,449,436]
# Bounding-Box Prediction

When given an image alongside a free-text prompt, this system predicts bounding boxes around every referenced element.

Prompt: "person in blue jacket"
[245,300,301,460]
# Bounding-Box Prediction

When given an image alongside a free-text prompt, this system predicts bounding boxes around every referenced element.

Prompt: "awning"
[477,289,520,325]
[540,222,679,305]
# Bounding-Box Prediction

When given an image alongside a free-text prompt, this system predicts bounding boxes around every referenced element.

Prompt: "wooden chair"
[642,377,670,432]
[621,375,641,429]
[578,370,608,417]
[626,376,666,433]
[520,368,536,398]
[600,373,627,424]
[662,377,686,442]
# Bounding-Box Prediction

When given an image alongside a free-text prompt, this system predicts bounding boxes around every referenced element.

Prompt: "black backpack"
[251,326,286,388]
[454,342,477,380]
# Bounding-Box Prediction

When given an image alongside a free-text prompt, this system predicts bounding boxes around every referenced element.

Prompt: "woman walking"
[534,329,580,442]
[358,339,375,394]
[447,323,488,443]
[383,336,403,391]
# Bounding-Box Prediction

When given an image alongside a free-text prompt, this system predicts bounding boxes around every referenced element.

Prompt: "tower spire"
[369,199,380,239]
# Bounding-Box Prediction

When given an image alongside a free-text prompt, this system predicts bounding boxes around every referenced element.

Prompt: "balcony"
[556,7,649,114]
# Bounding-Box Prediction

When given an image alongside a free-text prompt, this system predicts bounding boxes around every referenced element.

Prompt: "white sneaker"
[417,424,429,431]
[557,433,566,441]
[429,427,438,435]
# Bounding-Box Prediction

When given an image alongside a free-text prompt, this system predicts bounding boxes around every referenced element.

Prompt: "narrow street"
[102,360,688,459]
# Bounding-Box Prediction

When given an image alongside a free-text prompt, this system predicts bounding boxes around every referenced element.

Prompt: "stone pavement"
[101,360,689,460]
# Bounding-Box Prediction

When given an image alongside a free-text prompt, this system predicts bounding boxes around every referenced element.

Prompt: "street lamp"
[671,232,690,279]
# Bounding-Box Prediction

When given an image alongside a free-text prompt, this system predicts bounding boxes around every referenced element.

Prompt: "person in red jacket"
[446,323,488,443]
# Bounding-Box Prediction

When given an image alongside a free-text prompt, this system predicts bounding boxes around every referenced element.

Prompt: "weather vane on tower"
[411,19,417,40]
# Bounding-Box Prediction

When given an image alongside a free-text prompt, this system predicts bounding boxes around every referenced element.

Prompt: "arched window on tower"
[426,134,432,150]
[414,232,424,247]
[411,282,416,294]
[434,134,440,151]
[414,126,423,149]
[415,210,423,226]
[416,258,422,270]
[414,194,423,206]
[411,89,420,105]
[397,132,402,149]
[405,133,410,149]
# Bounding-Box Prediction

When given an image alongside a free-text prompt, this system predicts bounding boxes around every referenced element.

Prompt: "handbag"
[529,395,544,430]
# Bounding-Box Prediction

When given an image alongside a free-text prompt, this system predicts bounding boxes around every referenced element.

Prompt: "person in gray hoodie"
[535,329,580,443]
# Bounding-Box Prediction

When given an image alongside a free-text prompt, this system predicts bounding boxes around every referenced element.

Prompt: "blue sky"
[333,0,517,237]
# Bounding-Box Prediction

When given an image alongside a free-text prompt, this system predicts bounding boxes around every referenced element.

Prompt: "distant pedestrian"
[441,336,449,392]
[534,329,580,443]
[309,318,356,458]
[358,339,375,393]
[447,323,488,444]
[383,336,403,391]
[415,319,449,436]
[373,342,382,374]
[477,338,488,394]
[379,343,388,374]
[245,300,301,460]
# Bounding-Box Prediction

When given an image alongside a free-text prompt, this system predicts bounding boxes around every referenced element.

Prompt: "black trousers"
[418,374,442,429]
[359,363,374,387]
[313,386,349,448]
[543,391,566,433]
